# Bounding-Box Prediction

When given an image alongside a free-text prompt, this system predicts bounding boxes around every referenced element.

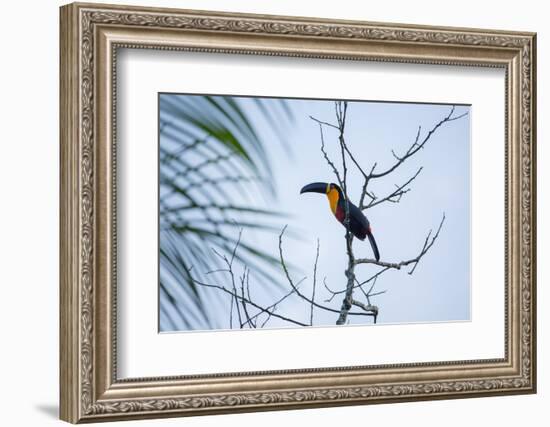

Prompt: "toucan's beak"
[300,182,329,194]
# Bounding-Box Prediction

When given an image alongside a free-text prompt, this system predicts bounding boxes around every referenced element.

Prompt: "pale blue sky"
[160,95,470,330]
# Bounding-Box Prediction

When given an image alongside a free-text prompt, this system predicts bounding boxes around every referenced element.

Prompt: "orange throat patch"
[327,188,339,214]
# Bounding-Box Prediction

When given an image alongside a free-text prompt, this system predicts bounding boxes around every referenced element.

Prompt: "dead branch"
[363,167,423,210]
[354,213,446,274]
[368,106,468,180]
[310,239,320,326]
[193,230,310,328]
[323,269,388,302]
[278,227,376,319]
[317,123,344,189]
[193,276,308,327]
[239,268,255,328]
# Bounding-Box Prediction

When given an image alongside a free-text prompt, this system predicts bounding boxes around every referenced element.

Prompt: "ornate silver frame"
[60,2,536,423]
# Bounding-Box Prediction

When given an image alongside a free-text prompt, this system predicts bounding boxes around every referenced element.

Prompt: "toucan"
[300,182,380,261]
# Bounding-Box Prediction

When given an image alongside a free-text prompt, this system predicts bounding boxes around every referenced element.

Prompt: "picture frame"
[59,2,537,423]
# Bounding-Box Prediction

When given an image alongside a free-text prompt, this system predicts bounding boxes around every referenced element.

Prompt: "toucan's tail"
[367,231,380,261]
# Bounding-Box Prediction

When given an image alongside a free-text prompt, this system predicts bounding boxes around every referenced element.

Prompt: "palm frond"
[159,94,295,331]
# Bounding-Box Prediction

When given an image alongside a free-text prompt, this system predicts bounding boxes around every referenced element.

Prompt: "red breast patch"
[335,206,345,223]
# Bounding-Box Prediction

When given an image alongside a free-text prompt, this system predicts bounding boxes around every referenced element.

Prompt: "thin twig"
[310,239,320,326]
[193,278,308,327]
[246,277,307,325]
[369,107,469,180]
[309,115,339,130]
[354,214,446,274]
[279,227,375,318]
[239,268,255,328]
[317,123,344,188]
[363,167,423,210]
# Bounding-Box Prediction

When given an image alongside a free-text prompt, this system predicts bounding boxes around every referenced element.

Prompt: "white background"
[118,50,504,377]
[0,0,545,426]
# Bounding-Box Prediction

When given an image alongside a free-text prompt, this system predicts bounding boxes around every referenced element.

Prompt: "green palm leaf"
[159,94,294,331]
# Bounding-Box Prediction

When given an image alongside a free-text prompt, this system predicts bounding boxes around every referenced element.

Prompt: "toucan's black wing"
[348,202,380,261]
[347,202,369,239]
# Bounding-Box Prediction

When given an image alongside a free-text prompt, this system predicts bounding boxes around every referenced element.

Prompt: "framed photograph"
[60,2,537,423]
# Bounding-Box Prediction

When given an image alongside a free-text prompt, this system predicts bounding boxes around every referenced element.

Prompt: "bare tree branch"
[350,299,378,323]
[354,214,446,275]
[195,230,309,328]
[362,167,423,210]
[369,106,468,180]
[324,267,390,301]
[317,123,344,189]
[193,277,308,326]
[278,227,375,319]
[309,115,339,130]
[228,231,243,327]
[358,163,378,209]
[239,268,255,328]
[334,101,360,326]
[310,239,320,326]
[248,280,305,326]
